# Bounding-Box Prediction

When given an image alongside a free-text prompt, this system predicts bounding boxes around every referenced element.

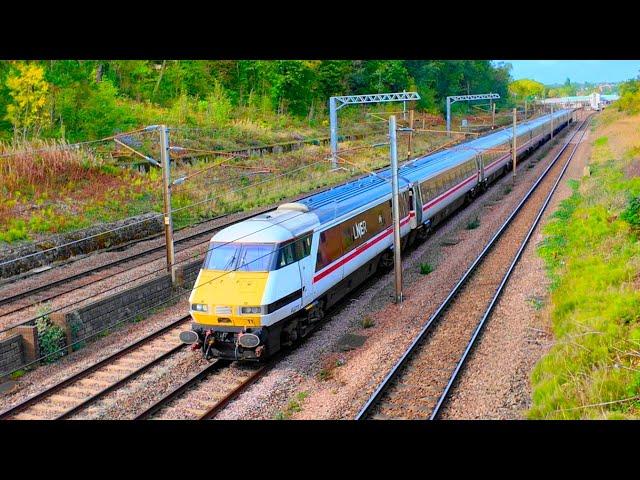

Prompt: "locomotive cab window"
[204,242,276,272]
[277,243,297,268]
[275,233,313,269]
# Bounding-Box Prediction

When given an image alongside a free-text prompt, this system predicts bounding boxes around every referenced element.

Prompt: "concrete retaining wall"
[182,260,201,289]
[49,261,202,350]
[0,213,164,279]
[53,274,175,345]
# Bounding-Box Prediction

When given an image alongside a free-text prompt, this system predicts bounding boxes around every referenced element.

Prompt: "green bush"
[35,304,67,363]
[621,196,640,228]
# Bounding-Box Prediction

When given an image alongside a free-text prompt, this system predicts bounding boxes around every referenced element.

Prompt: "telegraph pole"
[389,115,403,304]
[159,125,176,284]
[512,108,517,181]
[491,102,496,129]
[551,105,554,139]
[407,109,414,159]
[329,97,339,170]
[402,90,407,121]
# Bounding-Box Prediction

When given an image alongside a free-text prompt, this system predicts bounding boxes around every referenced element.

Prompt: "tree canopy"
[508,79,545,100]
[0,60,514,142]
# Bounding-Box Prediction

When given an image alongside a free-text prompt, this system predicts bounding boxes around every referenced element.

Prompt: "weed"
[466,217,480,229]
[10,370,26,380]
[273,391,310,419]
[594,136,609,146]
[361,316,375,329]
[317,368,333,381]
[504,186,513,195]
[527,296,544,311]
[419,262,434,275]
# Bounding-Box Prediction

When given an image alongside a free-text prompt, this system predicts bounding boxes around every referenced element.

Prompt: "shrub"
[35,308,67,364]
[621,196,640,228]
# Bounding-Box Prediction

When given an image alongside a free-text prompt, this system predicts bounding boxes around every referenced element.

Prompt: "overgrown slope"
[530,109,640,419]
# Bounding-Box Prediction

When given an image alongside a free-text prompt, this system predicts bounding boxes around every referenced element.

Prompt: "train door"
[412,184,423,225]
[475,154,485,183]
[296,232,315,307]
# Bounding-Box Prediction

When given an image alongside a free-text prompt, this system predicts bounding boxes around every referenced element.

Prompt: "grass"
[273,391,310,420]
[466,217,480,230]
[527,296,544,311]
[317,368,333,381]
[530,109,640,419]
[504,185,513,195]
[419,262,434,275]
[0,138,159,244]
[10,369,26,380]
[361,316,375,329]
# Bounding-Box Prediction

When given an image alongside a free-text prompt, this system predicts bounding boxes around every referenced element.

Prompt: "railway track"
[356,113,592,420]
[0,315,191,420]
[0,215,239,318]
[134,361,266,420]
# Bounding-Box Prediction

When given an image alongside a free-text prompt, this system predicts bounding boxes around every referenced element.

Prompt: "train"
[179,108,574,361]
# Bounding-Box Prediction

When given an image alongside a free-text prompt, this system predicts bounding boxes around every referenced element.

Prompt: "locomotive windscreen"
[203,242,277,272]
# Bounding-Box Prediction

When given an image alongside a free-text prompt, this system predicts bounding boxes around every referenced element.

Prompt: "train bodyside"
[183,109,573,361]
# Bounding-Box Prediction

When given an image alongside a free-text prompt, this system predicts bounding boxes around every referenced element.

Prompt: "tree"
[509,79,545,100]
[5,62,50,140]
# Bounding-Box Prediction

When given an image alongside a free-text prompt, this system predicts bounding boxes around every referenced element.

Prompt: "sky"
[501,60,640,85]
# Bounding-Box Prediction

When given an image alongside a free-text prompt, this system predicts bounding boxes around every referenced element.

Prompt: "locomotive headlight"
[240,306,263,315]
[191,303,208,312]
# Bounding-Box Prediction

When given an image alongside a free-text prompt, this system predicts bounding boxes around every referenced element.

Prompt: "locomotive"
[180,109,573,361]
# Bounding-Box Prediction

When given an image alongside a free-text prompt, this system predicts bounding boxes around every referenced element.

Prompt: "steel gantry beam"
[446,93,500,136]
[329,91,420,169]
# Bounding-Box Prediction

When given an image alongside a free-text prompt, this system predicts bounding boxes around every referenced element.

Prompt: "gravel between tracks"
[438,118,592,420]
[215,119,584,420]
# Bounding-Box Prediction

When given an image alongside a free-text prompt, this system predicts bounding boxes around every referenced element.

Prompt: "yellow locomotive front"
[181,207,320,361]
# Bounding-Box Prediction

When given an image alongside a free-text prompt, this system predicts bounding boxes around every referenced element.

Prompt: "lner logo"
[353,220,367,240]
